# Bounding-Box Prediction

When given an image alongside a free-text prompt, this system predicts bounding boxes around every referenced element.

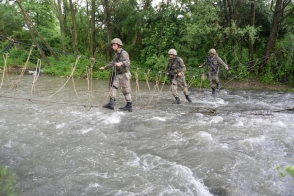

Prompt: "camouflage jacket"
[105,48,130,74]
[166,56,186,76]
[200,55,228,74]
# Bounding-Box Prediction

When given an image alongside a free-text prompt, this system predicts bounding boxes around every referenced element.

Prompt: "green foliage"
[1,47,40,69]
[0,0,293,89]
[0,2,24,36]
[277,165,294,178]
[0,166,18,196]
[273,33,294,86]
[144,54,166,71]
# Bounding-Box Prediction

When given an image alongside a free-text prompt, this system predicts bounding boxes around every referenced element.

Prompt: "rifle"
[206,56,217,74]
[167,57,177,84]
[109,50,123,87]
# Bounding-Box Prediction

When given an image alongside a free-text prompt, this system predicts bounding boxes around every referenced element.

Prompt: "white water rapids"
[0,75,293,195]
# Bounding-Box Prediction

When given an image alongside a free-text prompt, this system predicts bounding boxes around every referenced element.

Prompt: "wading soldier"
[166,49,192,104]
[198,48,229,95]
[100,38,132,112]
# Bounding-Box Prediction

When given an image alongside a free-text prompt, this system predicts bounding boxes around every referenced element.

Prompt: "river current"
[0,75,293,196]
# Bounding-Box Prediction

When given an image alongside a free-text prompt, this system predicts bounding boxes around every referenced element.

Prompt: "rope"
[134,68,141,105]
[1,34,293,110]
[0,53,10,89]
[220,54,270,89]
[147,71,162,106]
[155,74,167,104]
[86,58,95,109]
[47,55,81,99]
[30,58,42,98]
[0,45,35,96]
[0,94,96,108]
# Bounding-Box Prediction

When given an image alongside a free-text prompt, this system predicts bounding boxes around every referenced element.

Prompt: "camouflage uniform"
[104,48,132,102]
[166,52,191,103]
[200,51,228,94]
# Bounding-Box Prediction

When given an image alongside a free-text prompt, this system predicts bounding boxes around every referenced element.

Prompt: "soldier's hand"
[198,65,202,68]
[100,67,105,70]
[178,72,182,76]
[225,66,229,70]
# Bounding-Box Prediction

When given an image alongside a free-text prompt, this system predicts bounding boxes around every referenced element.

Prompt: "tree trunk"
[249,0,255,69]
[104,0,112,61]
[69,0,79,55]
[131,0,151,47]
[226,0,233,26]
[57,0,66,54]
[263,0,294,68]
[90,0,96,57]
[15,0,48,63]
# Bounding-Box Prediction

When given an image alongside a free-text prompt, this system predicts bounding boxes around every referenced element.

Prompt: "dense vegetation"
[0,166,18,196]
[0,0,294,89]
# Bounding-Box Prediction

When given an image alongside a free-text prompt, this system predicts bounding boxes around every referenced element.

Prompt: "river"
[0,75,293,196]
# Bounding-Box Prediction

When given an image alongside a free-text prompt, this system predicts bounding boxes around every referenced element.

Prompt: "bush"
[0,166,18,196]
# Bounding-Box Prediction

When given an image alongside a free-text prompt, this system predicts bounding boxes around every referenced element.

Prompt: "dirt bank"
[223,80,293,92]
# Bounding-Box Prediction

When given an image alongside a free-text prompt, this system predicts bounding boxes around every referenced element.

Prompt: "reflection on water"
[0,75,294,196]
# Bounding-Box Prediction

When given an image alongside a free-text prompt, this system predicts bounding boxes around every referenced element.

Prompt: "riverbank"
[222,79,293,92]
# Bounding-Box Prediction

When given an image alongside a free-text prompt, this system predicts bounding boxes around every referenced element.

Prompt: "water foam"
[140,154,213,196]
[102,111,124,125]
[149,116,166,121]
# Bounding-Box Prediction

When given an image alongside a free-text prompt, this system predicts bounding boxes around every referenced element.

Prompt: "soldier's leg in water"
[119,73,133,112]
[215,75,220,89]
[178,76,191,103]
[209,73,216,94]
[211,75,218,94]
[171,79,180,104]
[103,78,119,109]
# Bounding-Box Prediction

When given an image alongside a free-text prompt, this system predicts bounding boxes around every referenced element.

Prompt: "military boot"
[119,102,132,112]
[172,97,181,104]
[185,95,192,103]
[103,98,115,110]
[212,88,216,95]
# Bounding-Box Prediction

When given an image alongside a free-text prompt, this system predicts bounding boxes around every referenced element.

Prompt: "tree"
[15,0,59,63]
[249,0,256,68]
[69,0,79,55]
[263,0,294,66]
[0,1,23,37]
[53,0,67,54]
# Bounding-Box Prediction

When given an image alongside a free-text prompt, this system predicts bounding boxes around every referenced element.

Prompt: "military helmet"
[168,49,177,55]
[208,48,217,55]
[111,38,123,46]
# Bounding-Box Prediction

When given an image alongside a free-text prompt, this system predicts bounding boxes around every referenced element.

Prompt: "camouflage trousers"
[109,71,132,102]
[208,72,220,88]
[170,75,189,97]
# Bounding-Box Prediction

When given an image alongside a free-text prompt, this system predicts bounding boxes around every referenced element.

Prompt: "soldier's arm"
[174,58,185,75]
[119,51,130,68]
[216,56,229,70]
[100,60,114,70]
[103,61,115,70]
[199,61,207,68]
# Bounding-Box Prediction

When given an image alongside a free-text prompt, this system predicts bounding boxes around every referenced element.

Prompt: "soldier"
[166,49,192,104]
[100,38,133,112]
[199,48,229,95]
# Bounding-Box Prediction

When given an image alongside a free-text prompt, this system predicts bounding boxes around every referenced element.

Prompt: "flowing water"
[0,75,293,196]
